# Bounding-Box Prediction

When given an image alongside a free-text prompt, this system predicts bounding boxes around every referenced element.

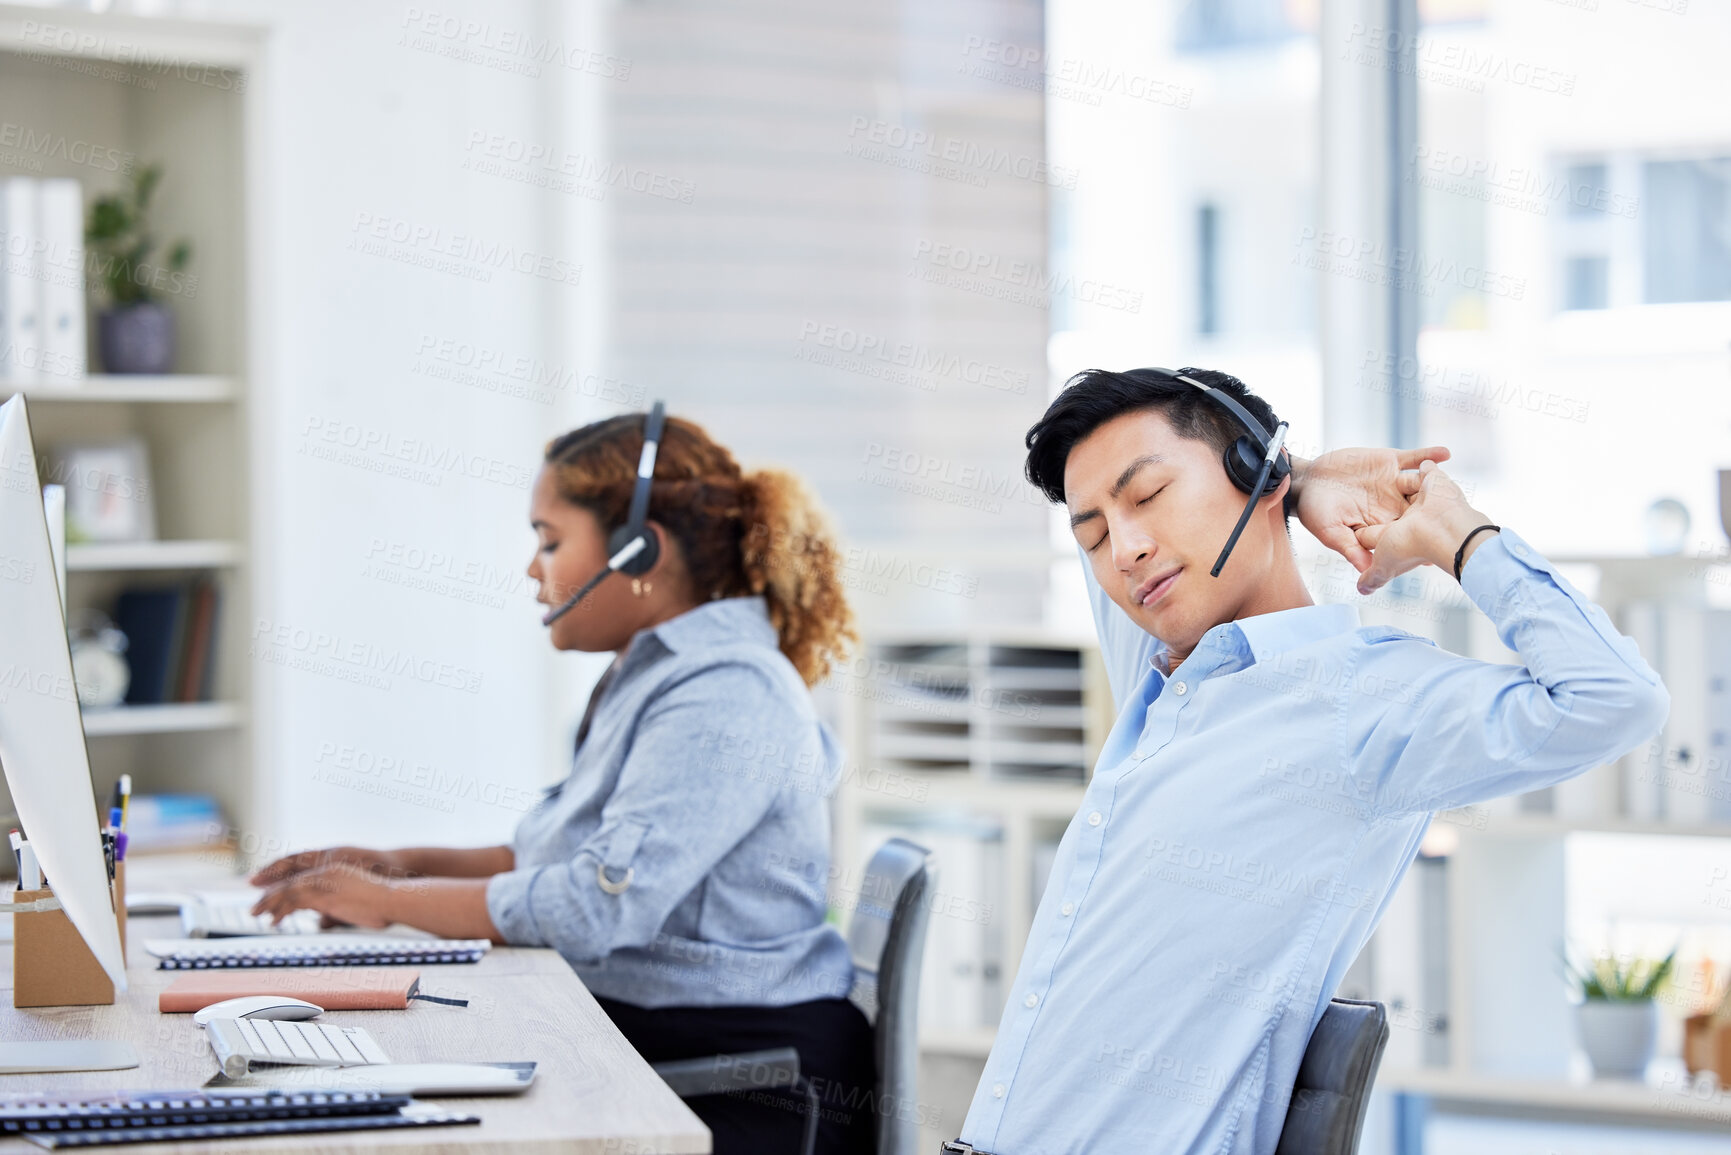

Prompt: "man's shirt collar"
[1148,601,1362,674]
[1233,602,1361,664]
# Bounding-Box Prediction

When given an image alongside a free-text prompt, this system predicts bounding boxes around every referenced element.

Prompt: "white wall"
[606,0,1053,634]
[177,0,618,852]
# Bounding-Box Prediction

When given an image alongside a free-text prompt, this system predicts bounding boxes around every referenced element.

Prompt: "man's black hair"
[1023,366,1296,525]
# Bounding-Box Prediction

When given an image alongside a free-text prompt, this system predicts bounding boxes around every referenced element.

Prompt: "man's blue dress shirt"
[960,529,1669,1154]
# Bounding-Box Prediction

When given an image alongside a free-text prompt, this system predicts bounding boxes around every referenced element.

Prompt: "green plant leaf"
[82,162,191,307]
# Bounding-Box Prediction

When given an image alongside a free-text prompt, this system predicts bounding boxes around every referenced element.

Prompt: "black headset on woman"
[541,401,667,626]
[1122,368,1291,578]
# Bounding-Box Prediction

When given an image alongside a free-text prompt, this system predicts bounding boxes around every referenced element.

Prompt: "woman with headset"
[251,408,877,1154]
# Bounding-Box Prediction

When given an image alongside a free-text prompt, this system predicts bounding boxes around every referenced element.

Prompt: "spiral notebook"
[144,936,491,970]
[0,1090,480,1148]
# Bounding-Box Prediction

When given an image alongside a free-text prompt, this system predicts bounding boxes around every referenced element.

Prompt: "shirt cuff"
[1457,525,1534,604]
[1457,526,1662,686]
[485,867,546,947]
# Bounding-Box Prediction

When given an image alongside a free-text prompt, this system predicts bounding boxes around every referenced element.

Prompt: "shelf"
[1549,553,1730,567]
[851,769,1087,820]
[0,376,238,403]
[81,702,244,737]
[982,670,1085,691]
[920,1027,998,1058]
[1464,813,1731,840]
[1380,1065,1731,1127]
[67,540,243,571]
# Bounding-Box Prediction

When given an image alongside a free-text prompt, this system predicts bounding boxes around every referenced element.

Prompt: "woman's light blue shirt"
[486,596,855,1008]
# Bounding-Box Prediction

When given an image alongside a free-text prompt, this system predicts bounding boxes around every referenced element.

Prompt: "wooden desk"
[0,911,711,1153]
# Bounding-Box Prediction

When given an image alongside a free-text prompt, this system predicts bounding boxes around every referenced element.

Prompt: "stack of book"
[122,793,225,853]
[114,578,222,704]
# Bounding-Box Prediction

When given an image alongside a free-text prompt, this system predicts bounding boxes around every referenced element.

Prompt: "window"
[1563,256,1608,311]
[1644,157,1731,304]
[1174,0,1297,52]
[1197,204,1220,335]
[1566,162,1611,217]
[1553,152,1731,310]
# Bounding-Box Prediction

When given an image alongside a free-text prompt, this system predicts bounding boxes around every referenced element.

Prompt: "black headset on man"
[1123,368,1291,579]
[541,401,668,627]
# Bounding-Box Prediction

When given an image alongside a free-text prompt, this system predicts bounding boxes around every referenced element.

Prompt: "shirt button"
[1173,681,1188,695]
[1088,811,1102,826]
[1060,901,1075,916]
[1024,993,1039,1008]
[993,1083,1006,1098]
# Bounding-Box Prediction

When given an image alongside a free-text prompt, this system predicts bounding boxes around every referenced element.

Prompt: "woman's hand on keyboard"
[250,860,400,930]
[249,846,408,888]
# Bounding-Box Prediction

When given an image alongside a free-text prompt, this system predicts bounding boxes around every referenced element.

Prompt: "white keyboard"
[205,1017,391,1079]
[181,896,321,938]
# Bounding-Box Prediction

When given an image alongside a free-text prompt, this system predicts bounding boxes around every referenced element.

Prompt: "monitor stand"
[0,1041,140,1074]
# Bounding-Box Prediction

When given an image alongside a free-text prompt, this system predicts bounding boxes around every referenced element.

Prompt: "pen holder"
[10,864,125,1008]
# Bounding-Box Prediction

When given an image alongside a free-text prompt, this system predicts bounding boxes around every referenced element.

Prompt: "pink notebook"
[158,967,422,1013]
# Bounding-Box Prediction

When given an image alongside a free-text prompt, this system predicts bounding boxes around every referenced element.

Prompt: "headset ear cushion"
[1222,438,1265,495]
[609,523,661,577]
[1222,439,1293,497]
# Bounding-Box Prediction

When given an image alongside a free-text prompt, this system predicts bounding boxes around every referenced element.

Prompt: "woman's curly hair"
[544,413,857,686]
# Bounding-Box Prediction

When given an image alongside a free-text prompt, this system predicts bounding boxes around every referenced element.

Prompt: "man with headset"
[943,367,1669,1154]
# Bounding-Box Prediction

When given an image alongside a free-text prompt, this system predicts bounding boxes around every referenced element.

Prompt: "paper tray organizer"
[8,862,125,1008]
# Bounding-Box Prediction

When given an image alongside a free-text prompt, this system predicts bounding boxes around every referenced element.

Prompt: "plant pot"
[97,303,175,375]
[1576,999,1659,1078]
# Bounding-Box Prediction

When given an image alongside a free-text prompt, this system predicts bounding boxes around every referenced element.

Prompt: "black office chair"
[652,837,935,1155]
[1275,998,1390,1155]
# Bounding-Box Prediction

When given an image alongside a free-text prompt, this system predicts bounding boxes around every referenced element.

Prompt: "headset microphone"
[541,401,666,627]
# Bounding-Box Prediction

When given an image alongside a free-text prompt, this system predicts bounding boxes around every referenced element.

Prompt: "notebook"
[159,967,424,1013]
[145,936,491,970]
[0,1090,479,1149]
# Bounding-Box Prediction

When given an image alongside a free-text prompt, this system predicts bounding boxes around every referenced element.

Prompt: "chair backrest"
[845,837,934,1155]
[1275,998,1390,1155]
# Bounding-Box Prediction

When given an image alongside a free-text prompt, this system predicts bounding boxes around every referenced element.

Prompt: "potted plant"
[85,165,192,375]
[1565,948,1676,1079]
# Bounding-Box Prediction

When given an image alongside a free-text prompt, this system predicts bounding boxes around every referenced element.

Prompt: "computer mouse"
[193,996,325,1026]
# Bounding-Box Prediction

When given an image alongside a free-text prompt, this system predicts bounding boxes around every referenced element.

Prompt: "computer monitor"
[0,394,127,990]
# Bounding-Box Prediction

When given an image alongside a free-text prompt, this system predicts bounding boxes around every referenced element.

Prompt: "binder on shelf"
[1,178,42,379]
[114,578,221,705]
[37,179,86,380]
[1618,601,1664,822]
[1613,602,1731,827]
[11,863,126,1008]
[177,579,220,702]
[114,585,189,704]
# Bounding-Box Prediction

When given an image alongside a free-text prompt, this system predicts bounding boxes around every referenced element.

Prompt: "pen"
[8,829,21,879]
[119,773,131,831]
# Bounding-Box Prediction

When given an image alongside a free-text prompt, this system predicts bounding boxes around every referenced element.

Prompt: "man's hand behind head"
[1353,461,1496,594]
[1293,445,1451,574]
